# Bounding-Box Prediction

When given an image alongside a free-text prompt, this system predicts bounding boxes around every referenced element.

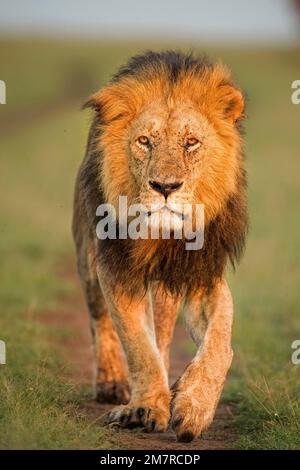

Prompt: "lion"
[72,51,247,442]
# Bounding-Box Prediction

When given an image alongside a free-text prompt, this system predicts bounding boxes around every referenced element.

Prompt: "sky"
[0,0,299,43]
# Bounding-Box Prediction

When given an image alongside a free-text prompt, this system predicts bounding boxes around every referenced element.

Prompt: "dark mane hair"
[113,50,212,83]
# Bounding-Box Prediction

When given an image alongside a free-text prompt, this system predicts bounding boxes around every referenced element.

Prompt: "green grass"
[0,37,300,449]
[223,48,300,449]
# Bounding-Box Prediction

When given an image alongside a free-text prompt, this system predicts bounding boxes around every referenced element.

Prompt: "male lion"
[72,51,247,442]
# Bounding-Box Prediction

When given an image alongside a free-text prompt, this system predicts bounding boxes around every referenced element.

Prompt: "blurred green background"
[0,0,300,452]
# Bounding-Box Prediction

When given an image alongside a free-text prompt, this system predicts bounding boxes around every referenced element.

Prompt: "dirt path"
[45,262,237,450]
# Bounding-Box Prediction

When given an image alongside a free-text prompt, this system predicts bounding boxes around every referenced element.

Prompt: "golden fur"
[73,51,247,441]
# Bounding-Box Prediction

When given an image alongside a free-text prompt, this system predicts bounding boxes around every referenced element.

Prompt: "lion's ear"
[217,85,245,124]
[82,86,129,123]
[82,90,105,113]
[82,95,100,111]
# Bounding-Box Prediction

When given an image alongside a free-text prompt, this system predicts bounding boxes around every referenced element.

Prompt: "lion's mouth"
[146,205,186,221]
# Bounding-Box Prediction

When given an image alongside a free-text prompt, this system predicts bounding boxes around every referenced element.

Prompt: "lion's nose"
[149,180,183,199]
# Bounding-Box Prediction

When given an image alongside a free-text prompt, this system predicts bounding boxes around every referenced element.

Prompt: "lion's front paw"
[105,401,170,432]
[171,389,216,442]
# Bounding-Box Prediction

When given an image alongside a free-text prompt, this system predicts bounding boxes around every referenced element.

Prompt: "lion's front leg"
[152,283,181,372]
[98,267,170,432]
[171,279,233,442]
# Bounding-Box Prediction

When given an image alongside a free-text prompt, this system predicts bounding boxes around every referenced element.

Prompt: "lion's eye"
[186,137,199,147]
[137,135,150,146]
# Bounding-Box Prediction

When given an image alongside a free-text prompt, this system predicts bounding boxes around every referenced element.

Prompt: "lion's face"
[89,62,244,229]
[128,101,231,231]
